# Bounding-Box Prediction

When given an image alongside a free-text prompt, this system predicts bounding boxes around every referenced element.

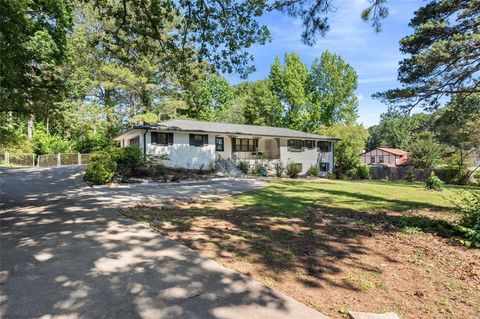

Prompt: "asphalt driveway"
[0,166,329,319]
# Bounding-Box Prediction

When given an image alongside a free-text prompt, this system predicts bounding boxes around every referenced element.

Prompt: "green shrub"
[286,162,302,178]
[325,172,336,180]
[238,160,250,174]
[274,161,285,177]
[111,146,142,179]
[75,131,113,153]
[253,161,268,177]
[405,170,416,182]
[307,165,320,177]
[33,129,74,155]
[355,165,370,180]
[84,152,116,184]
[425,171,442,190]
[474,171,480,185]
[452,190,480,247]
[455,191,480,230]
[0,128,33,153]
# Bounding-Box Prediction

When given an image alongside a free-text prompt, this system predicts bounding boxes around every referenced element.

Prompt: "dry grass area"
[121,180,480,318]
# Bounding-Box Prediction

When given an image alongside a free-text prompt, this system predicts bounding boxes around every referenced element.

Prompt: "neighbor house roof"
[115,119,339,141]
[377,147,409,156]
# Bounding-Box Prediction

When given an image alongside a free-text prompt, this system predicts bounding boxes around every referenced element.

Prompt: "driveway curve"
[0,166,329,319]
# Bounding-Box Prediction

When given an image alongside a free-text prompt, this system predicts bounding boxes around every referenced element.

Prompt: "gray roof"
[119,119,338,141]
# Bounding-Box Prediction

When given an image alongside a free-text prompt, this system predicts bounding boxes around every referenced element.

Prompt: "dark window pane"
[129,136,140,145]
[288,139,303,151]
[320,162,329,172]
[151,132,168,145]
[215,137,224,151]
[317,141,330,152]
[193,134,203,146]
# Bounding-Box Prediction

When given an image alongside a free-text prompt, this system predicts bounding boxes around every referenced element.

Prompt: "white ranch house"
[114,119,338,175]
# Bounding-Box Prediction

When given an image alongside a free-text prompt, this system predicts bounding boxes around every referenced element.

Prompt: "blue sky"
[225,0,424,127]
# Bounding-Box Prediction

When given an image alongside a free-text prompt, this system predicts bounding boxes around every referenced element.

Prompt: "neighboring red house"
[360,147,411,167]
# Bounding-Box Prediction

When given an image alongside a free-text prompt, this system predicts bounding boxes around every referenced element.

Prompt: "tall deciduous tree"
[0,0,74,139]
[375,0,480,111]
[309,50,358,129]
[366,112,430,150]
[269,53,310,131]
[235,80,283,127]
[197,74,236,122]
[86,0,391,78]
[317,124,369,177]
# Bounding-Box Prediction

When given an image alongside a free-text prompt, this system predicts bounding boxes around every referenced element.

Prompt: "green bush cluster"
[253,161,268,177]
[238,160,250,174]
[111,146,142,179]
[84,152,117,184]
[355,165,370,180]
[453,191,480,248]
[286,162,301,178]
[274,161,285,177]
[84,146,142,184]
[307,165,319,177]
[425,171,443,190]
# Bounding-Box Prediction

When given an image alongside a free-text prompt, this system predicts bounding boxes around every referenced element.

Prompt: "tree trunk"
[27,114,34,141]
[7,111,13,129]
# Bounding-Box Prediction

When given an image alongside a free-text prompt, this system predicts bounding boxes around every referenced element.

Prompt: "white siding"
[279,138,333,175]
[215,135,233,160]
[146,131,215,170]
[119,130,335,174]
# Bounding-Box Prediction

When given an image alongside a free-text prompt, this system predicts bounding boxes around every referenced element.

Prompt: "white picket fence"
[1,152,91,167]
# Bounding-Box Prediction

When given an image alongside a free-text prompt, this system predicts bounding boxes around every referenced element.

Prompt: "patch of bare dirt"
[121,202,480,319]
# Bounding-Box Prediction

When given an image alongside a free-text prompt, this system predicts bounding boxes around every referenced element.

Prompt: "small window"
[287,139,303,152]
[319,162,330,172]
[215,137,224,151]
[151,132,171,145]
[317,141,330,152]
[379,155,384,163]
[304,140,314,150]
[189,134,207,147]
[370,156,376,163]
[235,138,255,152]
[129,136,140,146]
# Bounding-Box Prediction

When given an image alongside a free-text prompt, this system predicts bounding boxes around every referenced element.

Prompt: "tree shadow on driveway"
[0,167,325,319]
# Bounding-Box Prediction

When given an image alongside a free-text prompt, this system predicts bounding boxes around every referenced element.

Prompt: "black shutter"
[189,134,194,145]
[253,139,258,151]
[232,138,236,152]
[203,134,208,145]
[167,133,173,145]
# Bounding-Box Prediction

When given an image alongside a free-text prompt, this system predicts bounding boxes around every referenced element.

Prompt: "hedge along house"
[114,119,339,175]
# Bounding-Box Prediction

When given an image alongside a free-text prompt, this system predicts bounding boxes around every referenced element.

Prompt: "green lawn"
[124,179,480,318]
[234,179,475,214]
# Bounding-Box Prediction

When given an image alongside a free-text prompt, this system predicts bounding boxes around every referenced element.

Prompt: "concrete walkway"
[0,166,329,319]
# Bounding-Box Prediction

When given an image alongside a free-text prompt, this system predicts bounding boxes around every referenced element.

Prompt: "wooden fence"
[370,166,459,183]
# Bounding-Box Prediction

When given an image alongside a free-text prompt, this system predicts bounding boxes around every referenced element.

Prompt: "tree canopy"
[374,0,480,112]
